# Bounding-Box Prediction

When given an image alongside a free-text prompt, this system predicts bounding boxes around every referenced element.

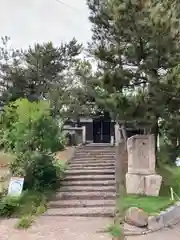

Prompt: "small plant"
[0,195,21,217]
[15,215,34,229]
[108,223,123,238]
[36,204,46,215]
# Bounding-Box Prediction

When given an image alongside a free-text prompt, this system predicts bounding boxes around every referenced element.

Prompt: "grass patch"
[15,215,34,229]
[16,190,48,217]
[119,164,180,216]
[122,195,173,215]
[0,190,48,218]
[158,165,180,197]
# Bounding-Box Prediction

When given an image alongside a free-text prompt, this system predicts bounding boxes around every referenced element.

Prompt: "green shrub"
[11,151,60,190]
[0,195,21,217]
[15,215,34,229]
[0,98,66,153]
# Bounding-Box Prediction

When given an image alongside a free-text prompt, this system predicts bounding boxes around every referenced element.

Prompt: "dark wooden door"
[93,115,111,143]
[102,120,111,143]
[93,118,102,143]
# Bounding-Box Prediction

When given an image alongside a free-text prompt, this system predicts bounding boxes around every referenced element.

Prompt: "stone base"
[145,174,162,196]
[126,173,144,195]
[126,173,162,196]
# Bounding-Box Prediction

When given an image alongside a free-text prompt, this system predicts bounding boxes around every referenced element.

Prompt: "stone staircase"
[45,143,116,217]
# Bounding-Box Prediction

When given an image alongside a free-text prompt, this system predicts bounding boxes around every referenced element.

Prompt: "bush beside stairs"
[44,143,116,217]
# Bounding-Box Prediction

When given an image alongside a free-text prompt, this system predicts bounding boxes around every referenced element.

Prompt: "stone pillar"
[82,126,86,144]
[157,134,160,151]
[111,135,114,146]
[115,123,120,146]
[126,135,162,197]
[127,135,156,175]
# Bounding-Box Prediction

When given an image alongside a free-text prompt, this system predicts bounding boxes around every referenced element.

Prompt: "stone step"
[69,162,115,167]
[48,199,115,208]
[68,165,115,170]
[44,207,115,217]
[69,162,115,168]
[65,169,115,176]
[73,158,115,162]
[75,148,115,152]
[76,151,115,154]
[83,143,113,147]
[65,174,115,181]
[69,158,115,164]
[58,185,115,192]
[77,146,116,151]
[54,191,116,200]
[78,145,114,148]
[62,180,115,187]
[73,156,115,160]
[74,152,115,155]
[75,153,115,157]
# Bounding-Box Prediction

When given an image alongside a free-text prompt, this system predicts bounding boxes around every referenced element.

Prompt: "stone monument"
[126,135,162,196]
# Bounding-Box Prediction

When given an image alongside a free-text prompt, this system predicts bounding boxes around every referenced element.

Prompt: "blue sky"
[0,0,92,49]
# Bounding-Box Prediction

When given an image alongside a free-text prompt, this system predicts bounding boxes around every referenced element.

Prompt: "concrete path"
[127,223,180,240]
[0,216,112,240]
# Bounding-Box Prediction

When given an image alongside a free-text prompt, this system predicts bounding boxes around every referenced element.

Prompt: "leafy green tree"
[0,99,65,153]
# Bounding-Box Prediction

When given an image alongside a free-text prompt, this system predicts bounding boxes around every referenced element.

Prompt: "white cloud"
[0,0,92,49]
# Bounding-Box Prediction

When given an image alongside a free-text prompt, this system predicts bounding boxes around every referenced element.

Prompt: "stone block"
[125,207,148,227]
[126,173,145,195]
[144,174,162,196]
[127,135,156,175]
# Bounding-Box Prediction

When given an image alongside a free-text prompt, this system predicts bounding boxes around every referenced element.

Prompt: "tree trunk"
[150,116,159,168]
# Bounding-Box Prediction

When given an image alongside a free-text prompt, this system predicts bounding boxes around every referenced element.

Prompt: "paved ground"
[0,216,112,240]
[127,224,180,240]
[1,216,180,240]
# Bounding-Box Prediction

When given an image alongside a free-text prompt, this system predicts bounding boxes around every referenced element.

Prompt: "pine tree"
[0,38,82,103]
[24,39,82,99]
[87,0,180,140]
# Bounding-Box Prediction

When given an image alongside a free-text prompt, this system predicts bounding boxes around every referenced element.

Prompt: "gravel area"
[0,216,112,240]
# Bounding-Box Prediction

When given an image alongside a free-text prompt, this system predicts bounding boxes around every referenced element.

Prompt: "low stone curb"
[123,201,180,236]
